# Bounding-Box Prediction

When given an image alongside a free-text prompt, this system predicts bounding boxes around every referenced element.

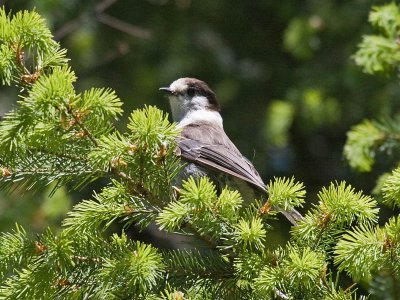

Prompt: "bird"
[160,77,302,225]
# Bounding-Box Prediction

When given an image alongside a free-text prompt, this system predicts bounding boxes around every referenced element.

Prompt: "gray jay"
[160,78,302,225]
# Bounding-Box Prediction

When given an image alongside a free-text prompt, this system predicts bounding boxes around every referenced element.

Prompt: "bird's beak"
[159,87,173,94]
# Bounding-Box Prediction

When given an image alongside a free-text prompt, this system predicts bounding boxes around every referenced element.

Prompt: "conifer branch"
[65,102,99,147]
[2,5,400,299]
[110,168,164,209]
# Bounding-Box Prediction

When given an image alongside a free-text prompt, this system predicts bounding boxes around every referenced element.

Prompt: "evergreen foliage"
[353,3,400,74]
[382,167,400,207]
[0,5,399,300]
[267,176,306,211]
[346,3,400,176]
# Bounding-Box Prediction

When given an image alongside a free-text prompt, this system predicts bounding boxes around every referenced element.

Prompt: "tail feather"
[273,206,303,226]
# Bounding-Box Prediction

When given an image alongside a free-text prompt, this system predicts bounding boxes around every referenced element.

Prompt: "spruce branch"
[156,200,191,232]
[109,159,173,209]
[234,217,267,252]
[335,216,400,286]
[382,167,400,207]
[0,8,68,87]
[266,176,306,211]
[334,224,385,281]
[369,2,400,37]
[177,176,218,210]
[0,224,32,281]
[0,150,102,194]
[344,116,400,176]
[63,180,159,234]
[254,245,327,299]
[156,177,234,251]
[292,181,379,248]
[0,30,123,193]
[65,101,99,146]
[343,120,384,172]
[100,235,165,297]
[318,181,379,225]
[353,3,400,74]
[2,5,398,299]
[86,106,182,206]
[217,189,243,220]
[162,249,233,284]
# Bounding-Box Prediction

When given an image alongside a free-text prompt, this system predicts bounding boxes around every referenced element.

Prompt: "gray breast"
[174,162,209,185]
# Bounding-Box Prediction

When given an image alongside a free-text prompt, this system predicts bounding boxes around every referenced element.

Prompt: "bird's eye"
[187,88,195,97]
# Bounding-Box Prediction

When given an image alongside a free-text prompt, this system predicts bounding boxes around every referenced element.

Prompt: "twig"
[96,13,152,39]
[182,221,218,249]
[53,0,152,41]
[54,0,115,40]
[53,16,84,40]
[392,270,399,300]
[95,0,118,13]
[311,213,331,250]
[111,168,163,209]
[72,255,105,264]
[110,168,238,254]
[15,43,30,75]
[11,169,98,176]
[66,105,99,147]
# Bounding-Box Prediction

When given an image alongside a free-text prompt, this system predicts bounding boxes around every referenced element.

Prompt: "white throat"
[168,94,222,128]
[178,109,223,128]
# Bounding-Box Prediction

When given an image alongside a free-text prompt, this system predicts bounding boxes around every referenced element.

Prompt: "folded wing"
[177,122,303,225]
[177,137,267,193]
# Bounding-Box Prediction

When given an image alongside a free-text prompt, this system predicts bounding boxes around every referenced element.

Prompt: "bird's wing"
[178,122,303,226]
[177,137,303,225]
[177,137,267,193]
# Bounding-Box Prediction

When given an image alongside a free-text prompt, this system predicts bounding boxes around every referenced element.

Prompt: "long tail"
[273,205,303,226]
[258,185,304,226]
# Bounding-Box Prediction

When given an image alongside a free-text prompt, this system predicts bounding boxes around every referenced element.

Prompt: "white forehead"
[169,78,188,93]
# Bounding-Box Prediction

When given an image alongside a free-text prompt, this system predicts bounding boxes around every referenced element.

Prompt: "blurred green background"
[1,0,398,232]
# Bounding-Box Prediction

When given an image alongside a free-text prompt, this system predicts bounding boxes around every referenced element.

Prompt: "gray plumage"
[161,78,302,225]
[179,121,266,193]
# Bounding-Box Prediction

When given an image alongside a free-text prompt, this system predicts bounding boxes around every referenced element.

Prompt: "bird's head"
[160,78,220,122]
